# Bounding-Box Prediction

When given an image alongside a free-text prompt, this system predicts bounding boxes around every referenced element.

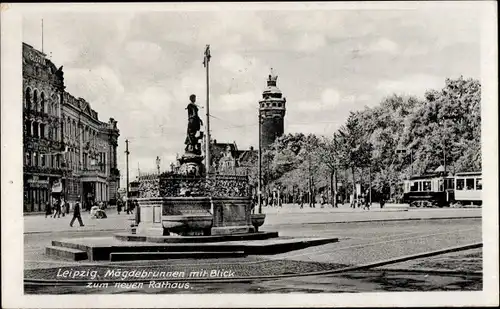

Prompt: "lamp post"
[203,45,211,173]
[257,114,263,214]
[156,156,161,175]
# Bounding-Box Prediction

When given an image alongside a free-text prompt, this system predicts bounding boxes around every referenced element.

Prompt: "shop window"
[476,178,482,190]
[466,178,475,190]
[456,178,465,190]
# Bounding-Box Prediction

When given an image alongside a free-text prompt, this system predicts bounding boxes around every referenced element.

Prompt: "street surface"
[24,204,482,293]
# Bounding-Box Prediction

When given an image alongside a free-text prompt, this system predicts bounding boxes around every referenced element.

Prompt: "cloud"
[294,33,327,52]
[367,38,399,54]
[376,74,445,97]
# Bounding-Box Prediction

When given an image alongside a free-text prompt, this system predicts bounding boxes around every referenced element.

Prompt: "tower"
[259,69,286,150]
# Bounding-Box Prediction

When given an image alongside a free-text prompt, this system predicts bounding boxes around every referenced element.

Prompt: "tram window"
[423,181,431,191]
[410,181,418,192]
[476,178,482,190]
[447,178,455,189]
[466,178,474,190]
[456,179,465,190]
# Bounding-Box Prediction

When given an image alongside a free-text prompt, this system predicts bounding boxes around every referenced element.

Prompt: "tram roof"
[455,171,482,176]
[408,172,451,180]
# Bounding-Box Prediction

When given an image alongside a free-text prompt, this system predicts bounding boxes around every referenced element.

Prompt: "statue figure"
[185,94,204,155]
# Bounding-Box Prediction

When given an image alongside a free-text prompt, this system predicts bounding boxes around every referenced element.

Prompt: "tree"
[336,112,373,202]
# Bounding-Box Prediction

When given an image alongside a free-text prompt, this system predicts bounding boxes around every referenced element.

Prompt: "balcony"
[80,168,107,181]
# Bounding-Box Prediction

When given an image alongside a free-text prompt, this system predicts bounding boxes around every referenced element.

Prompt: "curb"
[264,216,481,226]
[24,228,129,235]
[373,268,482,277]
[24,216,481,234]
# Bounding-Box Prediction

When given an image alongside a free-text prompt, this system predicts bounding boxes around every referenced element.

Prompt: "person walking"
[117,200,122,214]
[299,192,304,209]
[45,201,52,218]
[53,199,62,218]
[70,197,85,227]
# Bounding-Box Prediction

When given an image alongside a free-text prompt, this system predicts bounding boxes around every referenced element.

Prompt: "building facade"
[23,43,66,212]
[23,42,120,213]
[211,140,257,176]
[259,71,286,150]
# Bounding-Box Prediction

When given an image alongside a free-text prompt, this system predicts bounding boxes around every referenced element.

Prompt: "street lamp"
[156,156,161,175]
[257,114,263,214]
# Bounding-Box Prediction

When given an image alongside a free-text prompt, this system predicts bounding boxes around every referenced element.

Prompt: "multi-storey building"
[22,42,120,213]
[259,71,287,150]
[23,43,67,212]
[61,93,120,209]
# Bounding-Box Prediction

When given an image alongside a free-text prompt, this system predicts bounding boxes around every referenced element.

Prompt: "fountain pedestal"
[211,197,254,235]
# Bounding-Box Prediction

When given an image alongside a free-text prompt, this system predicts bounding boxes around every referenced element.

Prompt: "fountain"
[135,94,263,238]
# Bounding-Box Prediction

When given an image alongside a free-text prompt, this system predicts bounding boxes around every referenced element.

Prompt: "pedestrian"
[320,193,325,208]
[134,200,141,226]
[117,200,122,214]
[45,201,52,218]
[380,196,385,209]
[299,192,304,209]
[70,197,85,227]
[65,200,70,215]
[53,199,62,218]
[126,200,130,215]
[363,195,370,210]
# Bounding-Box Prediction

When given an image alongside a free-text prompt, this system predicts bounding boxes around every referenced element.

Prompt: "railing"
[24,165,65,175]
[138,173,250,198]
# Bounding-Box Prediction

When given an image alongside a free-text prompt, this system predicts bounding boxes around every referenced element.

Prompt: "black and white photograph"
[1,1,498,307]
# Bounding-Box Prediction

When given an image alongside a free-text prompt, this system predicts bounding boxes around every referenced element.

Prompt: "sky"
[21,3,482,186]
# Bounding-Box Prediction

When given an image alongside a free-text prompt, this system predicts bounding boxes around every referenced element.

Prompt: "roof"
[455,171,482,176]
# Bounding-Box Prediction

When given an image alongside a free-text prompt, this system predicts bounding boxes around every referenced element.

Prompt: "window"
[476,178,482,190]
[278,103,282,107]
[40,92,45,113]
[33,122,39,138]
[439,179,444,191]
[456,178,465,190]
[446,178,455,190]
[466,178,475,190]
[40,124,45,139]
[272,103,276,107]
[422,181,431,191]
[33,90,38,112]
[410,181,418,192]
[33,152,38,166]
[41,154,45,167]
[25,152,30,166]
[25,88,31,110]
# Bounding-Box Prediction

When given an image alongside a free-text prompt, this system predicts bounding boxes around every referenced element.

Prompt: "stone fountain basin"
[251,213,266,229]
[162,214,213,230]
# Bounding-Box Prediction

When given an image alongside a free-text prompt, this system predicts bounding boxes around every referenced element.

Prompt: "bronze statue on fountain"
[179,94,205,177]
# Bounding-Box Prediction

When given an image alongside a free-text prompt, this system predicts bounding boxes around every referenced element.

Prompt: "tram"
[402,172,454,207]
[402,171,482,207]
[453,172,482,206]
